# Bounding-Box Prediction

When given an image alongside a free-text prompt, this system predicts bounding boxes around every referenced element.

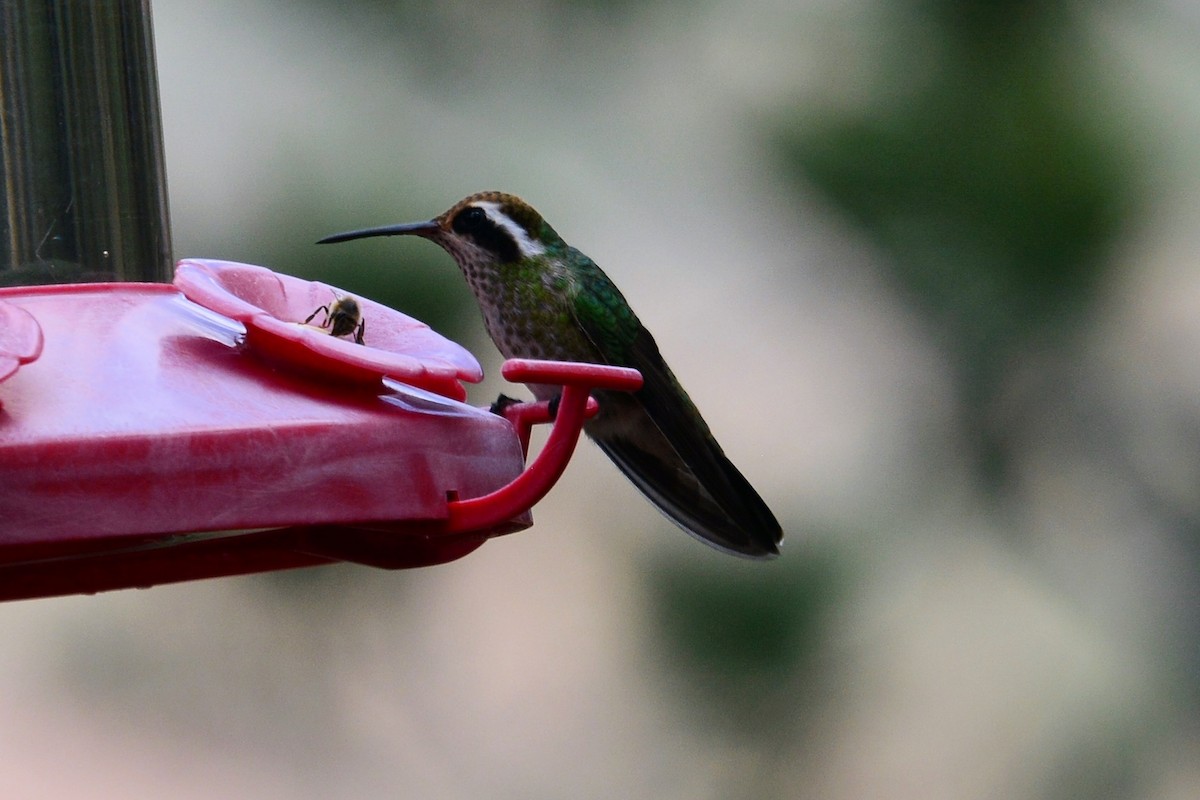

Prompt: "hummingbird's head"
[317,192,560,274]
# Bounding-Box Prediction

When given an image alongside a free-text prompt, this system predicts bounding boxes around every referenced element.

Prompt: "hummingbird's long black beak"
[316,220,440,245]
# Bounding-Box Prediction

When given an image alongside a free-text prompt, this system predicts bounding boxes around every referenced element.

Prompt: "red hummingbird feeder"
[0,2,641,602]
[0,260,642,602]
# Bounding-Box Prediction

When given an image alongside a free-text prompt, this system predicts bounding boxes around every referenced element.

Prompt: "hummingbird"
[318,192,782,558]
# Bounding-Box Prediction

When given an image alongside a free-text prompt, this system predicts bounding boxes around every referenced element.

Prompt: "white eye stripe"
[474,201,546,258]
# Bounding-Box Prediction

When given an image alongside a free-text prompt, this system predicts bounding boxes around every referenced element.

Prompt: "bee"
[304,293,366,344]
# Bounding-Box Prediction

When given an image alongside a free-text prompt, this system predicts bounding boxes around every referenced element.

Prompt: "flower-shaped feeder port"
[174,259,481,400]
[0,298,43,391]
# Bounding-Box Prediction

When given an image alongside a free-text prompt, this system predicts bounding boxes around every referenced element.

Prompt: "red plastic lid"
[0,278,524,579]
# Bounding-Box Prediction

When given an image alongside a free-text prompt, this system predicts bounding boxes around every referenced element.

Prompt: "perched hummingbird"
[318,192,782,558]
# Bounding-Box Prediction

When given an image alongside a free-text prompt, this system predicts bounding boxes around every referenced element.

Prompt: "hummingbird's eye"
[452,206,488,235]
[451,203,521,262]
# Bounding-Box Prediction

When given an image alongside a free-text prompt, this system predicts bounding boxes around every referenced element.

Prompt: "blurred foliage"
[647,0,1147,752]
[307,0,640,90]
[647,542,845,734]
[777,0,1141,488]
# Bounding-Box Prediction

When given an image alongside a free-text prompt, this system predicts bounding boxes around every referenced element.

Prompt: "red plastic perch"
[446,359,643,533]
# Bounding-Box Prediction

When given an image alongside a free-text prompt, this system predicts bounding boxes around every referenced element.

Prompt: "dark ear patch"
[451,206,520,263]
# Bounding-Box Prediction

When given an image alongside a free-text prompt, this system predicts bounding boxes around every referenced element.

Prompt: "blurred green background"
[4,0,1200,797]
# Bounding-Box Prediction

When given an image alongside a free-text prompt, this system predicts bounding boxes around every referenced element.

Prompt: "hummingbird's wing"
[569,268,783,558]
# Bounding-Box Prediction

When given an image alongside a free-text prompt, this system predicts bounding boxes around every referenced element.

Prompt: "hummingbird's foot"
[546,393,561,421]
[489,394,523,416]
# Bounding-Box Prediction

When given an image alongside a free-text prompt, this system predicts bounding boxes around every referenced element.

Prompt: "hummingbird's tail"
[588,391,783,559]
